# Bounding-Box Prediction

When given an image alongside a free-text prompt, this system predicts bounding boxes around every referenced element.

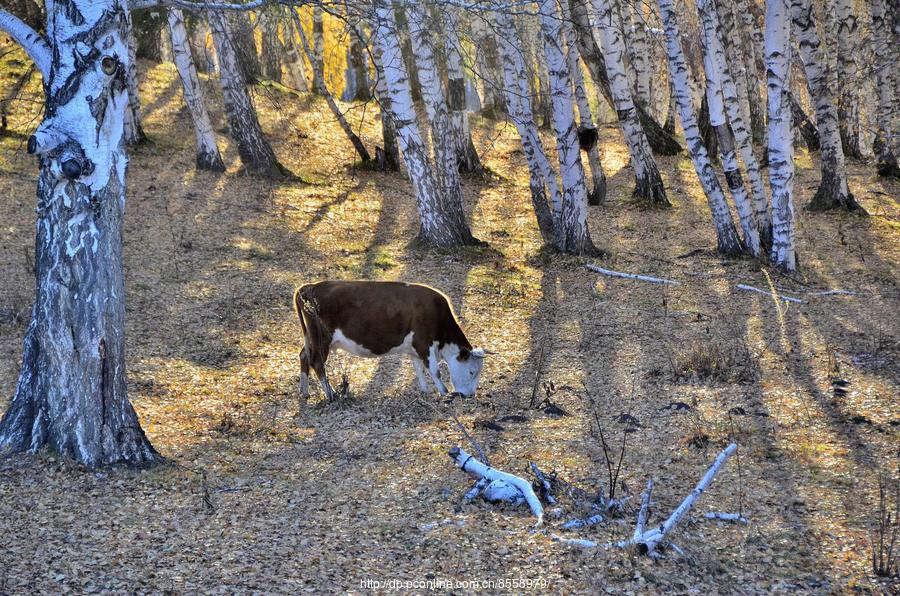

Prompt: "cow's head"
[445,346,486,397]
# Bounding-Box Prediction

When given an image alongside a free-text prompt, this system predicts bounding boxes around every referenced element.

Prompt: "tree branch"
[0,8,51,77]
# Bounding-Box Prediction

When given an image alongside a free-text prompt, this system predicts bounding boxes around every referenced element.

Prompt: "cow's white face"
[444,345,485,397]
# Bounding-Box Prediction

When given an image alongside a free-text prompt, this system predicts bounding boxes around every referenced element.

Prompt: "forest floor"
[1,53,899,594]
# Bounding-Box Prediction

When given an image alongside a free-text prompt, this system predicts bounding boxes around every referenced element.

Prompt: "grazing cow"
[293,280,486,401]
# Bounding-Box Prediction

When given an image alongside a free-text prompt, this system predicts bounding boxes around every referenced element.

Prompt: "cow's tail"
[293,285,311,337]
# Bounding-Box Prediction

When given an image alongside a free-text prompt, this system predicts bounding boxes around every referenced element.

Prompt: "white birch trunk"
[697,0,771,247]
[698,1,761,256]
[0,1,157,467]
[714,0,754,139]
[494,8,560,245]
[405,3,476,244]
[736,0,767,144]
[123,7,146,145]
[766,0,798,272]
[167,8,225,172]
[791,0,863,210]
[831,0,862,158]
[538,0,598,254]
[371,0,474,247]
[870,0,899,178]
[442,7,482,174]
[623,3,652,110]
[471,15,505,118]
[208,10,287,178]
[293,11,371,163]
[658,0,744,256]
[592,0,668,205]
[281,10,309,92]
[371,39,401,171]
[560,0,606,205]
[312,6,326,95]
[189,18,216,74]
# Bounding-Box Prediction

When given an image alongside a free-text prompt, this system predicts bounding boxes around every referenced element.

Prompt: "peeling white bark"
[167,8,225,172]
[623,3,652,109]
[658,0,744,256]
[869,0,899,177]
[765,0,798,272]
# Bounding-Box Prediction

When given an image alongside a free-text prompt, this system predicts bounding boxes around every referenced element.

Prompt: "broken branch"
[586,264,681,286]
[735,284,806,304]
[449,447,544,524]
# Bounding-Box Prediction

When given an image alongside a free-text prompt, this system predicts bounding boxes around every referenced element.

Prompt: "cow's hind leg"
[412,357,431,393]
[311,346,334,401]
[299,347,310,407]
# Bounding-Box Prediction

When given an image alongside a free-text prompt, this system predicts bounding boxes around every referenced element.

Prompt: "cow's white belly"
[330,329,415,358]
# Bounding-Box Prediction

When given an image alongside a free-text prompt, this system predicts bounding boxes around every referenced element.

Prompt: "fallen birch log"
[633,443,737,555]
[449,447,544,524]
[586,264,681,286]
[704,512,749,524]
[735,284,806,304]
[561,514,604,530]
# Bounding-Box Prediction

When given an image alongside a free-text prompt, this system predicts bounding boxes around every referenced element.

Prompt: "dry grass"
[0,45,899,593]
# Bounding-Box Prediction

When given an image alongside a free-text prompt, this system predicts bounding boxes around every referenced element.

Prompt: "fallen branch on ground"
[735,284,806,304]
[586,264,681,286]
[449,447,544,525]
[704,512,749,524]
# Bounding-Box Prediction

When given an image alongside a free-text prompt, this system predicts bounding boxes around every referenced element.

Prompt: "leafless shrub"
[672,341,757,384]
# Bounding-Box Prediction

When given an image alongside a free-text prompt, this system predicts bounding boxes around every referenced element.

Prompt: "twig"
[735,284,806,304]
[586,264,681,285]
[634,479,653,540]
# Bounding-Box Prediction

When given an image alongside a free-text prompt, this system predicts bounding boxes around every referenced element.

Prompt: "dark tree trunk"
[259,9,282,83]
[228,11,260,84]
[698,94,719,162]
[0,0,158,467]
[788,92,820,151]
[209,10,289,178]
[133,9,164,62]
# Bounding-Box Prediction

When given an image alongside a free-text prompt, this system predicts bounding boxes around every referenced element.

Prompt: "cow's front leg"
[427,346,448,396]
[412,357,431,393]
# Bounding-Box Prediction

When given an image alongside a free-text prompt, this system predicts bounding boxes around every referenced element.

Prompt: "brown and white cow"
[293,280,486,401]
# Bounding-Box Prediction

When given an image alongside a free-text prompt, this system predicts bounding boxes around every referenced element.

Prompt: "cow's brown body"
[293,280,483,400]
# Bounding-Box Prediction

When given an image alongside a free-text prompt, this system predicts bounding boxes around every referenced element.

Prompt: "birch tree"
[870,0,899,178]
[259,8,282,83]
[790,0,863,210]
[123,11,147,145]
[371,0,476,247]
[623,2,652,110]
[566,0,682,157]
[293,10,371,163]
[208,9,288,177]
[831,0,862,158]
[371,37,401,171]
[228,11,259,84]
[591,0,669,206]
[494,7,560,244]
[697,0,771,246]
[406,2,477,244]
[167,9,226,172]
[281,9,310,92]
[658,0,743,256]
[0,3,158,466]
[537,0,598,254]
[442,7,483,174]
[311,6,326,95]
[560,0,606,205]
[765,0,798,272]
[698,0,761,255]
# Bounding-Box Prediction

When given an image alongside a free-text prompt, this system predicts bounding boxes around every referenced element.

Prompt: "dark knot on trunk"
[62,159,83,179]
[578,126,598,152]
